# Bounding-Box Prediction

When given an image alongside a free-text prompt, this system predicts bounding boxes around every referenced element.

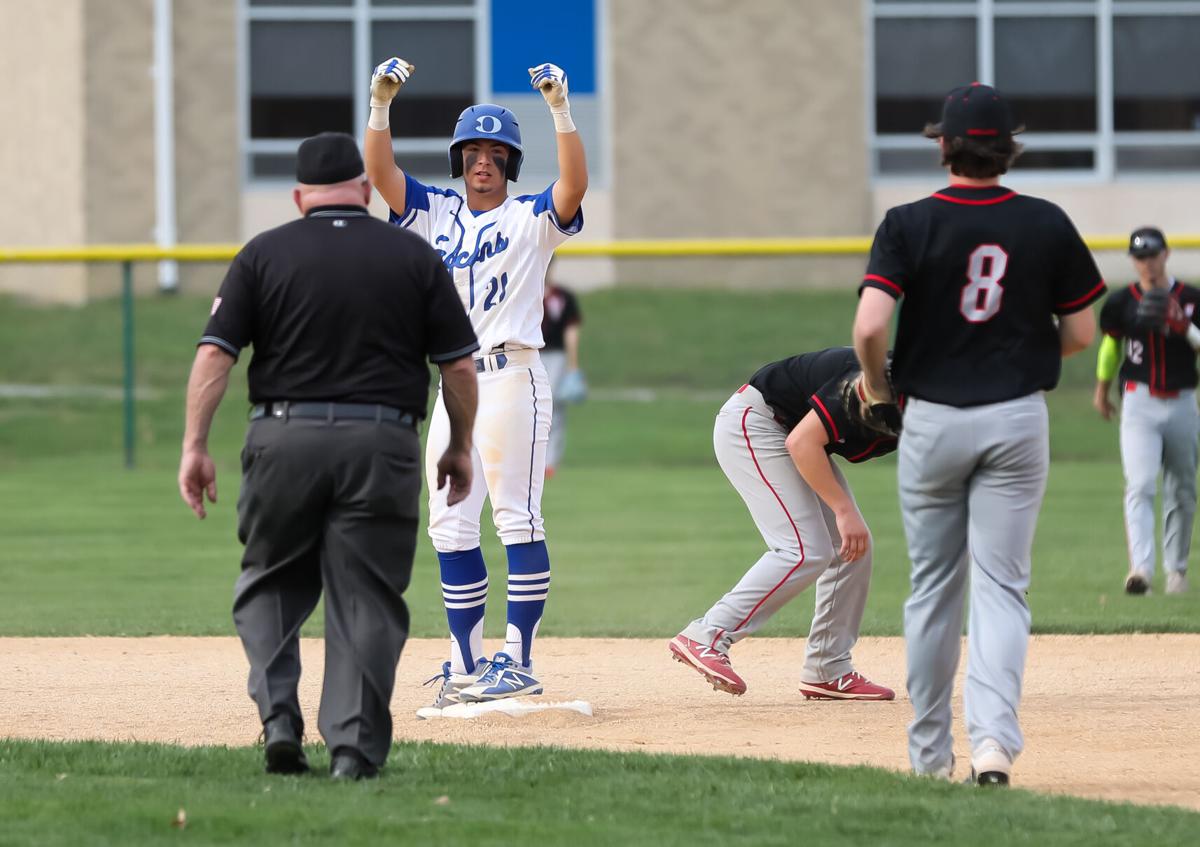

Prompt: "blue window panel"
[490,0,596,94]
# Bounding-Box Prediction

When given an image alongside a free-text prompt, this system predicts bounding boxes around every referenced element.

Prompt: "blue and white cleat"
[417,658,487,718]
[458,652,543,702]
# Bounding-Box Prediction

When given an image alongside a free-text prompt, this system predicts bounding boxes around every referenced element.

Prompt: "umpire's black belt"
[250,401,417,427]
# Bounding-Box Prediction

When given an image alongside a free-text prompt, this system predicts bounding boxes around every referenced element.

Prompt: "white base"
[416,698,593,721]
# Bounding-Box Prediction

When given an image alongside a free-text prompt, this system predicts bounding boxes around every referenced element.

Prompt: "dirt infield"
[2,635,1196,811]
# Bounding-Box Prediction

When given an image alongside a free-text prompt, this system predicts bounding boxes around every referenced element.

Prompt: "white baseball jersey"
[389,174,583,352]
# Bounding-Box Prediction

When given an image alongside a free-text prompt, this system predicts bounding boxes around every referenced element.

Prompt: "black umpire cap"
[927,83,1018,139]
[1129,227,1168,257]
[296,132,365,185]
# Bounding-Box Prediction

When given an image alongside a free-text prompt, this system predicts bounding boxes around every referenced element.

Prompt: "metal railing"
[3,234,1198,468]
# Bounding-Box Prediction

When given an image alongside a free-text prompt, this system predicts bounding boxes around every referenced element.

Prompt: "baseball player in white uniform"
[365,57,587,708]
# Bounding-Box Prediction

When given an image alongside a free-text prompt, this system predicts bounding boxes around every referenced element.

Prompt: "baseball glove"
[842,373,902,438]
[1135,287,1171,333]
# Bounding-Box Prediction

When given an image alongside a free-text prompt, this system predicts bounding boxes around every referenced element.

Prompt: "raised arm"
[364,57,414,214]
[530,63,588,223]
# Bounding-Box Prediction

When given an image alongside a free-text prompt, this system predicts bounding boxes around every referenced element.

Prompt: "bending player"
[364,58,587,708]
[670,347,899,701]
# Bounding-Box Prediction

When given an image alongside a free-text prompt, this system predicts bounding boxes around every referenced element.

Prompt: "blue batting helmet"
[449,104,523,181]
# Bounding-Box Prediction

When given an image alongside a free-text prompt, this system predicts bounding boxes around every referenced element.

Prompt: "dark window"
[875,18,977,134]
[1116,146,1200,172]
[877,148,942,175]
[370,21,475,140]
[995,17,1096,132]
[1114,16,1200,131]
[250,22,354,138]
[1011,149,1094,171]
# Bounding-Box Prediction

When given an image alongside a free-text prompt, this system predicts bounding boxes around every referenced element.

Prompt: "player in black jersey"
[669,347,897,701]
[1094,227,1199,596]
[852,83,1105,787]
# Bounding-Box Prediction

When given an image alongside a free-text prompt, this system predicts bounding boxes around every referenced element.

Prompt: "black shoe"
[330,748,379,781]
[1125,571,1150,595]
[263,715,309,775]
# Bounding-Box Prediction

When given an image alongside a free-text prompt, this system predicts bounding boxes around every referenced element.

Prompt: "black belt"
[250,401,417,427]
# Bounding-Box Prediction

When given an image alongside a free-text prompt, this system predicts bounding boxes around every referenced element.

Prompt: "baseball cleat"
[1166,571,1188,594]
[967,739,1012,787]
[1124,570,1151,595]
[668,634,747,696]
[417,658,487,718]
[798,671,895,701]
[458,652,542,702]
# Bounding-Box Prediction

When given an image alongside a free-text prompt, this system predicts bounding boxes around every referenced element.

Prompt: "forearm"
[364,125,399,184]
[564,325,581,371]
[1096,334,1120,381]
[852,289,896,398]
[439,357,478,451]
[789,439,856,516]
[183,346,235,451]
[554,130,588,207]
[1059,308,1096,357]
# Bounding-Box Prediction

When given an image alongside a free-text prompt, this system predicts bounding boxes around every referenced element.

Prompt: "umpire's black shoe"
[330,748,379,781]
[263,715,309,775]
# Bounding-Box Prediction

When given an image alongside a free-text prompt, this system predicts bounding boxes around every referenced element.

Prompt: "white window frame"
[238,0,488,184]
[866,0,1200,183]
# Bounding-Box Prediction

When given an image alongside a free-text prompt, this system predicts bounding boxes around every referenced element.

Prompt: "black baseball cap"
[296,132,365,185]
[928,83,1017,139]
[1129,227,1168,257]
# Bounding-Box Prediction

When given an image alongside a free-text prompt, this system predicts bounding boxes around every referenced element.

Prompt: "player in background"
[1094,227,1199,596]
[364,57,587,708]
[541,263,586,478]
[853,83,1103,786]
[670,347,899,702]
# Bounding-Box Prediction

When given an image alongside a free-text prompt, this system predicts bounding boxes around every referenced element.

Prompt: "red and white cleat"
[798,671,895,701]
[668,634,747,696]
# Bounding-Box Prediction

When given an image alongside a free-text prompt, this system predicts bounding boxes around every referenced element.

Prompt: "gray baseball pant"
[1119,385,1198,579]
[543,349,569,470]
[899,394,1048,775]
[681,385,872,683]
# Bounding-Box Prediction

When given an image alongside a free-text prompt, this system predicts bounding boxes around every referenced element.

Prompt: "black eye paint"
[465,151,480,172]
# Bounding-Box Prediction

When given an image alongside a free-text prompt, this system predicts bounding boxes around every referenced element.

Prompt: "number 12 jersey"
[861,184,1106,407]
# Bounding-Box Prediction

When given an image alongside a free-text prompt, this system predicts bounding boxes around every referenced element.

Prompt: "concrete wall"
[873,178,1200,289]
[0,0,88,303]
[606,0,869,287]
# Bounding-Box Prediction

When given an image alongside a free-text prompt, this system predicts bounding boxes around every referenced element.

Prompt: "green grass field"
[0,288,1195,637]
[2,286,1199,844]
[2,739,1197,847]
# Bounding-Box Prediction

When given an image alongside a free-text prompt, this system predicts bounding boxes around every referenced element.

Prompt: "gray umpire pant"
[681,385,873,683]
[1119,384,1198,579]
[899,394,1048,775]
[233,414,421,768]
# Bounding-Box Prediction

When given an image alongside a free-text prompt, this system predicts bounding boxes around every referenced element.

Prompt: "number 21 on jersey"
[960,244,1009,323]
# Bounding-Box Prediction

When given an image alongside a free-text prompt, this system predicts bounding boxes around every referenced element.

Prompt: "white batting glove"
[529,63,575,133]
[369,57,413,129]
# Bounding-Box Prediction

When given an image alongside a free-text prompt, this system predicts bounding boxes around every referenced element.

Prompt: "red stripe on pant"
[712,407,807,649]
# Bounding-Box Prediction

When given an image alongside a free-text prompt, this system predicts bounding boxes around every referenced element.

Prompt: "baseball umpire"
[1094,227,1200,596]
[177,132,479,780]
[670,346,899,701]
[853,84,1105,786]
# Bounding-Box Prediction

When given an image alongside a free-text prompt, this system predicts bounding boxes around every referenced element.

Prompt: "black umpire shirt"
[861,185,1106,407]
[200,205,478,413]
[1100,280,1200,392]
[749,347,898,463]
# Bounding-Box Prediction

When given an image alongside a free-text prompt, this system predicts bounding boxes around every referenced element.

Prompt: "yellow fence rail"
[6,234,1200,469]
[6,234,1200,264]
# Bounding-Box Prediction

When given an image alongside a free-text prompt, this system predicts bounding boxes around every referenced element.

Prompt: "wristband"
[1187,323,1200,352]
[368,104,390,131]
[551,109,575,134]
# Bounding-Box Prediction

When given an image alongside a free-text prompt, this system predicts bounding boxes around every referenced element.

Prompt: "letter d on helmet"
[449,104,523,181]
